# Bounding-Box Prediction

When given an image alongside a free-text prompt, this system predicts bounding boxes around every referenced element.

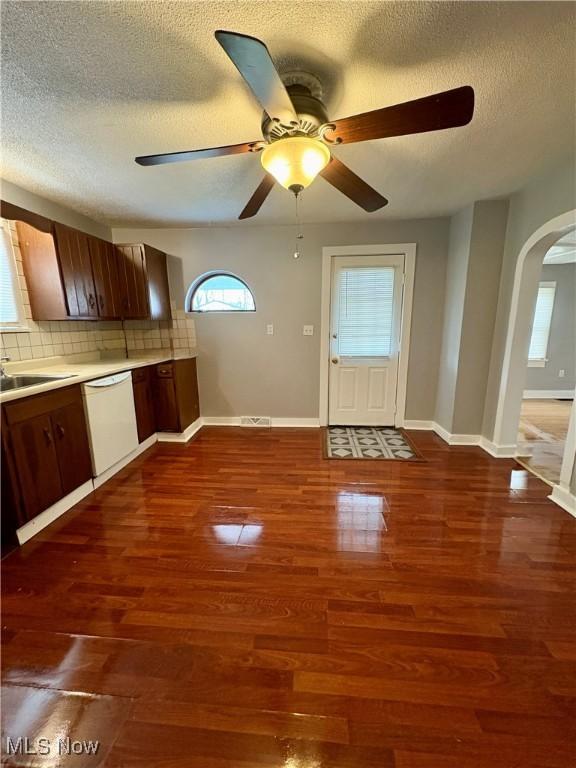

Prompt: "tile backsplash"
[1,219,196,362]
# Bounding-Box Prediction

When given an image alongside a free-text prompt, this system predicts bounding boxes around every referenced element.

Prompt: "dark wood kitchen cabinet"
[116,244,171,320]
[153,358,200,433]
[53,222,99,318]
[10,209,173,322]
[16,221,69,320]
[132,366,156,443]
[2,385,92,523]
[88,236,121,319]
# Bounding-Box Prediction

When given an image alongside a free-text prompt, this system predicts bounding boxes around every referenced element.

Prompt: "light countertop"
[0,351,197,403]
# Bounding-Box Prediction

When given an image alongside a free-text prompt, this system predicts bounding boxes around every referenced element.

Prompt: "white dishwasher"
[82,371,139,477]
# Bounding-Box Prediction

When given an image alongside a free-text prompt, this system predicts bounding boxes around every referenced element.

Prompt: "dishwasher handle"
[83,372,132,388]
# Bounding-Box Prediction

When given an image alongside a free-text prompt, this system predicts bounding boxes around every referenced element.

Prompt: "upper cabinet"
[88,236,122,319]
[53,223,98,318]
[11,212,172,322]
[15,221,68,320]
[116,244,171,321]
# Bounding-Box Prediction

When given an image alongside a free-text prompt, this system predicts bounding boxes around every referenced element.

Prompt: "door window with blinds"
[336,266,395,357]
[0,219,27,331]
[528,281,556,366]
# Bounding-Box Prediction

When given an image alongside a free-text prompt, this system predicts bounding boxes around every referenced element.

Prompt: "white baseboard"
[202,416,242,426]
[404,420,435,430]
[17,479,94,545]
[201,416,320,428]
[479,437,518,458]
[271,417,320,427]
[523,389,574,399]
[549,485,576,518]
[157,417,203,443]
[93,433,157,488]
[404,419,518,457]
[433,422,482,446]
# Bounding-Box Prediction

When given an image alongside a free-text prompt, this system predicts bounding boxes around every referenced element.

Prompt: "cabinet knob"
[55,423,65,439]
[43,427,53,445]
[88,294,96,309]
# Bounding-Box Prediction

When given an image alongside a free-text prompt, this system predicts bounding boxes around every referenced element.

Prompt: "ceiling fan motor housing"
[262,84,329,141]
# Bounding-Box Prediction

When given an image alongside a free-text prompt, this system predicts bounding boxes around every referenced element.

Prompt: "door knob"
[331,358,339,364]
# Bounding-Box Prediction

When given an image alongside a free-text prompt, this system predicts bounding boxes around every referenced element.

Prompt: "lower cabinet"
[153,358,200,433]
[132,366,157,443]
[2,385,92,524]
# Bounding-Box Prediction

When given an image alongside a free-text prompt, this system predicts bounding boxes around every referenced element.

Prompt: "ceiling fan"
[135,30,475,220]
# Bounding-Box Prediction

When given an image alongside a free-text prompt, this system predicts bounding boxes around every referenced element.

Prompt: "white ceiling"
[1,1,575,228]
[544,230,576,265]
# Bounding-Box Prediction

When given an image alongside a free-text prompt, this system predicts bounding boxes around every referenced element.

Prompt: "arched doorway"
[493,210,576,515]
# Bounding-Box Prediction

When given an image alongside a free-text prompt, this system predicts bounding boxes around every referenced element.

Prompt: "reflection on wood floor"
[517,398,572,484]
[2,427,576,767]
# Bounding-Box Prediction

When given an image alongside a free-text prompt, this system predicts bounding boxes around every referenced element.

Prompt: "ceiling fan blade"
[326,86,474,145]
[239,174,275,219]
[320,157,388,212]
[215,30,298,126]
[135,141,259,166]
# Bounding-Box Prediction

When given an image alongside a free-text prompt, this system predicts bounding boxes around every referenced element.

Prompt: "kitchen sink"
[0,374,73,392]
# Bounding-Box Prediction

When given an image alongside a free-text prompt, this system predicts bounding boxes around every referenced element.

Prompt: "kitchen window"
[187,272,256,312]
[0,219,28,332]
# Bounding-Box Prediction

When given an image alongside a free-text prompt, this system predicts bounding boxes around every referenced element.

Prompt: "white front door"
[328,255,404,426]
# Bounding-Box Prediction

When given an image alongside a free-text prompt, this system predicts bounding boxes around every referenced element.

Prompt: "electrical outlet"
[266,324,274,335]
[303,325,314,336]
[559,369,565,378]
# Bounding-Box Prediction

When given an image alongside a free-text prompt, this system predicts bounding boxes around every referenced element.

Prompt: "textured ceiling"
[1,1,575,227]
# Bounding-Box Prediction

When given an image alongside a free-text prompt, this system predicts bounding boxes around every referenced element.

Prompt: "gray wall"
[482,161,576,439]
[525,262,576,392]
[1,179,111,239]
[435,200,509,435]
[113,218,450,420]
[435,207,473,431]
[452,200,509,434]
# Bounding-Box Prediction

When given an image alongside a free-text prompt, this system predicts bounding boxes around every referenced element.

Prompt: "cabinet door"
[174,358,200,431]
[51,402,93,496]
[153,368,179,431]
[54,223,98,317]
[16,221,68,320]
[89,237,121,319]
[116,245,149,318]
[132,368,156,443]
[144,245,171,320]
[9,414,63,521]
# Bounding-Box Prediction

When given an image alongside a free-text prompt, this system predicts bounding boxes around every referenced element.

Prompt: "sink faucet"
[0,356,11,379]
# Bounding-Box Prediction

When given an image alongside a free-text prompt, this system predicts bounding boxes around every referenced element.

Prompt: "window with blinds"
[336,266,395,357]
[528,281,556,362]
[0,220,26,330]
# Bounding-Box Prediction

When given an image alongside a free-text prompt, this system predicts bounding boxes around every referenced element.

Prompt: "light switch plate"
[303,325,314,336]
[559,369,565,378]
[266,324,274,335]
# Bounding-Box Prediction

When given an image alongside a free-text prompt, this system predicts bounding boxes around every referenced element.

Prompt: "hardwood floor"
[517,398,572,484]
[2,427,575,767]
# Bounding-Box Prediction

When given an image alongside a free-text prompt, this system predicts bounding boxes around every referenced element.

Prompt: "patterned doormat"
[325,426,423,461]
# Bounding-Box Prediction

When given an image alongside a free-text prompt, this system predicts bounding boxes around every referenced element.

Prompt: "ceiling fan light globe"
[261,137,330,191]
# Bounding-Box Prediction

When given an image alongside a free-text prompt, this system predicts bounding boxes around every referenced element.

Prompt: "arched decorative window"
[186,272,256,313]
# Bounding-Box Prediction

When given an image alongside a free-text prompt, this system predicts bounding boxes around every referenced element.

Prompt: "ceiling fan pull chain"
[293,192,303,259]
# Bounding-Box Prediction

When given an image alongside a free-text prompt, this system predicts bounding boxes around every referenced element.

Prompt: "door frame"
[319,244,416,427]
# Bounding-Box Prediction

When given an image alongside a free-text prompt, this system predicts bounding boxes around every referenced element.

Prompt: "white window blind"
[337,267,395,357]
[528,281,556,362]
[0,220,26,330]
